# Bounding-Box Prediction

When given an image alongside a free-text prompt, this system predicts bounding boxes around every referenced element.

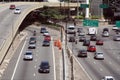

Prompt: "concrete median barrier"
[66,47,91,80]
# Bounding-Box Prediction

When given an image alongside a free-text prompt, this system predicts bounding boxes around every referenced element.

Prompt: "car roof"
[41,61,49,64]
[68,25,75,28]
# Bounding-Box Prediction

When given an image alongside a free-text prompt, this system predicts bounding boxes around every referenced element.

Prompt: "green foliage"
[40,7,62,20]
[91,15,100,19]
[75,15,84,19]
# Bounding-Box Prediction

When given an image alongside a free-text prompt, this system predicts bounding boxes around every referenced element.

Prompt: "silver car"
[28,43,36,49]
[94,52,104,60]
[24,51,33,60]
[113,35,120,41]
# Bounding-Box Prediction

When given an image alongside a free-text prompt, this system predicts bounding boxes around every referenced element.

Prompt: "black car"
[83,40,90,46]
[103,28,109,33]
[38,61,50,73]
[42,40,50,46]
[78,50,87,57]
[79,36,86,42]
[69,36,75,42]
[40,27,46,33]
[29,37,36,44]
[90,35,97,41]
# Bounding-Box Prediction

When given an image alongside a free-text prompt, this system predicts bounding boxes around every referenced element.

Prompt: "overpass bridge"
[0,2,79,64]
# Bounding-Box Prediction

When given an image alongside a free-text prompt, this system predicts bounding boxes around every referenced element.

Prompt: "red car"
[44,35,51,41]
[96,39,103,45]
[9,5,16,9]
[87,45,96,52]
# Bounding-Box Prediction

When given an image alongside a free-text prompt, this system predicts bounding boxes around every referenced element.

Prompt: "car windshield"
[44,40,49,43]
[106,78,114,80]
[81,50,87,53]
[68,27,75,30]
[16,9,20,10]
[25,52,32,55]
[40,62,49,68]
[97,52,103,55]
[30,37,36,40]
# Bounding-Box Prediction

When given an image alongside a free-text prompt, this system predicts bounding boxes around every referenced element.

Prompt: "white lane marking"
[35,59,37,62]
[33,73,36,76]
[0,69,5,74]
[93,61,96,64]
[11,40,27,80]
[34,66,36,68]
[117,56,120,59]
[100,68,103,71]
[109,62,112,65]
[51,37,56,80]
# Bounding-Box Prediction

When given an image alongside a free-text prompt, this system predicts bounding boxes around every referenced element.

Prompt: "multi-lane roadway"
[1,26,57,80]
[67,25,120,80]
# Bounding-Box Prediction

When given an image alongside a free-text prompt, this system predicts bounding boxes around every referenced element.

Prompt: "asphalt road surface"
[67,25,120,80]
[1,26,56,80]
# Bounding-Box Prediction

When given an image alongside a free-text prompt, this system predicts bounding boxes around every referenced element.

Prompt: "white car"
[94,52,104,60]
[43,31,49,36]
[14,8,21,14]
[101,76,115,80]
[113,35,120,41]
[102,31,109,37]
[112,26,118,30]
[24,51,33,60]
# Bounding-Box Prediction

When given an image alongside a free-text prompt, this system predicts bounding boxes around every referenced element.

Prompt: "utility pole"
[85,0,89,19]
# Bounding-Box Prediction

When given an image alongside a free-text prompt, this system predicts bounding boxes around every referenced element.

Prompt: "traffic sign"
[116,21,120,28]
[83,19,98,27]
[99,4,109,8]
[80,4,89,8]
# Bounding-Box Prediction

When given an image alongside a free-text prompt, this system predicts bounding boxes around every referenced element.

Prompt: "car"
[90,35,97,41]
[113,35,120,41]
[77,28,83,33]
[101,76,115,80]
[112,25,118,30]
[42,40,50,46]
[28,43,36,49]
[14,8,21,14]
[102,31,109,37]
[69,36,75,42]
[29,37,36,44]
[96,39,103,45]
[40,27,46,33]
[79,36,86,42]
[43,30,49,36]
[87,45,96,52]
[78,30,85,36]
[67,25,75,34]
[115,29,120,34]
[44,35,51,41]
[94,52,104,60]
[83,40,90,46]
[77,49,87,57]
[24,51,33,60]
[9,4,16,9]
[38,61,50,73]
[103,28,109,33]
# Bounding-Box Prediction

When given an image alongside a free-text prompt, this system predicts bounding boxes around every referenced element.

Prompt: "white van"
[67,25,75,34]
[88,27,97,35]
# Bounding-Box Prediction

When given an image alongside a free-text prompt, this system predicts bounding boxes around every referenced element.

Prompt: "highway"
[1,26,56,80]
[67,25,120,80]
